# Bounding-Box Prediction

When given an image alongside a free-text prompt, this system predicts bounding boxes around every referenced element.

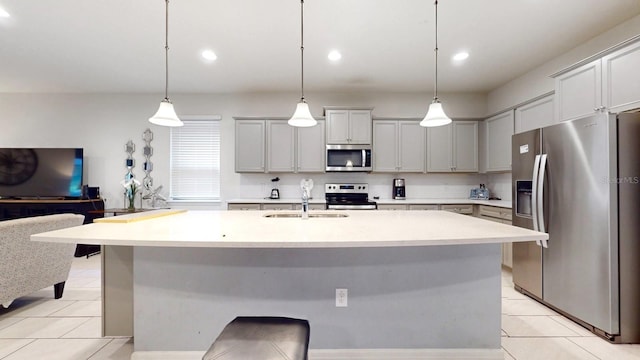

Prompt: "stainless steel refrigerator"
[511,111,640,343]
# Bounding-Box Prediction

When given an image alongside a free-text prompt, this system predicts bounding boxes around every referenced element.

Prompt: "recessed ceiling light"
[328,50,342,62]
[0,7,10,18]
[201,50,217,62]
[452,52,469,61]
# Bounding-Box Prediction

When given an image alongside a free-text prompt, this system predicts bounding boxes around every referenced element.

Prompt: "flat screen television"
[0,148,84,199]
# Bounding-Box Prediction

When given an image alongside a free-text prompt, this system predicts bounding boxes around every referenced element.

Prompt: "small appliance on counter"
[269,177,280,199]
[393,178,406,200]
[469,184,489,200]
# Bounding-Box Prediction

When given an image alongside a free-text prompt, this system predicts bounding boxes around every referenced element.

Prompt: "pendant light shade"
[288,0,316,128]
[420,100,452,127]
[149,99,181,127]
[421,0,451,128]
[289,102,316,127]
[149,0,183,127]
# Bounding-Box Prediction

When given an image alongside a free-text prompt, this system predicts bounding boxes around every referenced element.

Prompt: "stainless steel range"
[325,183,377,210]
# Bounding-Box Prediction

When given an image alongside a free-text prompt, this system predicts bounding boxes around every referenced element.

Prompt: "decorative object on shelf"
[140,128,167,208]
[124,140,135,181]
[288,0,316,128]
[142,128,154,192]
[420,0,452,128]
[121,178,141,211]
[123,140,137,210]
[142,184,167,208]
[149,0,183,127]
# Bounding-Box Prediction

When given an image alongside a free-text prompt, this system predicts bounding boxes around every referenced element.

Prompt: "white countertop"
[228,198,327,204]
[227,198,512,209]
[374,198,512,208]
[32,209,543,248]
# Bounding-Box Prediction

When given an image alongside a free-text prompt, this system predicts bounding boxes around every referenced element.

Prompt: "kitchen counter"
[33,209,539,248]
[31,209,543,358]
[227,197,512,209]
[227,197,326,204]
[374,198,512,208]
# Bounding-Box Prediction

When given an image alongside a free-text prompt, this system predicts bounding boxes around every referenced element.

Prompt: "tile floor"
[1,255,639,359]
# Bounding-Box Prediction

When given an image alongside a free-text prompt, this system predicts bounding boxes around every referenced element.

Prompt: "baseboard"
[309,349,503,360]
[131,351,205,360]
[131,348,503,360]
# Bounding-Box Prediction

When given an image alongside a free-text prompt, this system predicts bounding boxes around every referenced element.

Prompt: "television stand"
[0,198,105,257]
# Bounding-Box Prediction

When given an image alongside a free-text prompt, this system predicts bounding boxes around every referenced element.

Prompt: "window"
[170,116,221,201]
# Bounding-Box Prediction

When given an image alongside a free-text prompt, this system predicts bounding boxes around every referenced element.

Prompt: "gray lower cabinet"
[440,204,474,215]
[373,120,425,172]
[427,121,478,173]
[476,205,513,268]
[408,204,439,210]
[377,204,408,210]
[228,203,262,210]
[228,203,325,210]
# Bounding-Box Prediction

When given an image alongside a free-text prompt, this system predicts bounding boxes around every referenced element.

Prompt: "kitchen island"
[32,209,547,359]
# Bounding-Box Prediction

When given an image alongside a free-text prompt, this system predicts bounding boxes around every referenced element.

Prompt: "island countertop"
[32,209,547,248]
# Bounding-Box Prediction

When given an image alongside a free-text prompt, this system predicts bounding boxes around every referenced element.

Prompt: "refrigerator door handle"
[532,154,542,246]
[538,154,548,248]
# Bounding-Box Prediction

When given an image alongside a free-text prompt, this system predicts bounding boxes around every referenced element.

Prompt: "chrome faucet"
[301,189,309,219]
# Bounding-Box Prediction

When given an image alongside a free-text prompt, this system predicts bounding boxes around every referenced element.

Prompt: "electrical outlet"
[336,288,348,307]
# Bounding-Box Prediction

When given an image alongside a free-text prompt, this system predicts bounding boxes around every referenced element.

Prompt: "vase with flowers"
[121,178,141,211]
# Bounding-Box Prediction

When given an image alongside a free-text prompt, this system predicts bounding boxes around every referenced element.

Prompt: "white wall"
[484,14,640,202]
[0,91,488,209]
[486,14,640,115]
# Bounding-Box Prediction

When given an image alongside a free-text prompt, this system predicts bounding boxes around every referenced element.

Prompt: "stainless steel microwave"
[326,144,372,172]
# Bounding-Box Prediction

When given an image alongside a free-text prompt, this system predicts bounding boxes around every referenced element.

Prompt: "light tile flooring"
[1,256,639,359]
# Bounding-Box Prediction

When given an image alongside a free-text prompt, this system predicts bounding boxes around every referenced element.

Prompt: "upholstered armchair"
[0,214,85,308]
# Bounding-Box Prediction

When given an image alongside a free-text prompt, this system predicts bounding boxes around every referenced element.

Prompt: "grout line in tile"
[0,339,37,360]
[565,337,605,360]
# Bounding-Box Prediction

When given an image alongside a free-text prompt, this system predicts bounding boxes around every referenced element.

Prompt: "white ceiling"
[0,0,639,94]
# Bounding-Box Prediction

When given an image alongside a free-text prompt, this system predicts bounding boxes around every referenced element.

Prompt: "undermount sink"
[264,213,349,218]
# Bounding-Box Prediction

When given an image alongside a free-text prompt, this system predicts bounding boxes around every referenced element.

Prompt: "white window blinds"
[170,116,221,200]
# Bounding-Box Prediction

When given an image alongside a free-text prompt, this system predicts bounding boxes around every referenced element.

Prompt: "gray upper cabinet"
[373,120,426,173]
[236,118,325,173]
[485,111,514,172]
[427,121,478,173]
[235,120,266,172]
[326,109,372,144]
[554,38,640,122]
[554,60,602,122]
[602,40,640,114]
[297,119,326,172]
[514,94,555,134]
[266,120,295,172]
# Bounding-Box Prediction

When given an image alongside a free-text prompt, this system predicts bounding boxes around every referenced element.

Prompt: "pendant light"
[420,0,452,128]
[288,0,317,127]
[149,0,183,127]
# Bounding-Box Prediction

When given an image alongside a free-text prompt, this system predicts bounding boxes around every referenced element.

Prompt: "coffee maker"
[393,178,406,200]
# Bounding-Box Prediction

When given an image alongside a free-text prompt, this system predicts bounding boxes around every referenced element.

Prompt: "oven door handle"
[362,149,366,168]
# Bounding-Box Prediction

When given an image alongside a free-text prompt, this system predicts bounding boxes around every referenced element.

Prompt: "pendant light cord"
[164,0,170,101]
[433,0,439,102]
[300,0,306,103]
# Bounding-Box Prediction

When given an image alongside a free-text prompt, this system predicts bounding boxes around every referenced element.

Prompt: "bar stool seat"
[202,316,310,360]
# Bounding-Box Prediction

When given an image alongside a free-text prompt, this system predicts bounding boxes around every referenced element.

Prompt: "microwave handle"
[362,149,366,167]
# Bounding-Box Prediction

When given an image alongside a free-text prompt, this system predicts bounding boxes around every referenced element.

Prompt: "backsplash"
[229,172,493,202]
